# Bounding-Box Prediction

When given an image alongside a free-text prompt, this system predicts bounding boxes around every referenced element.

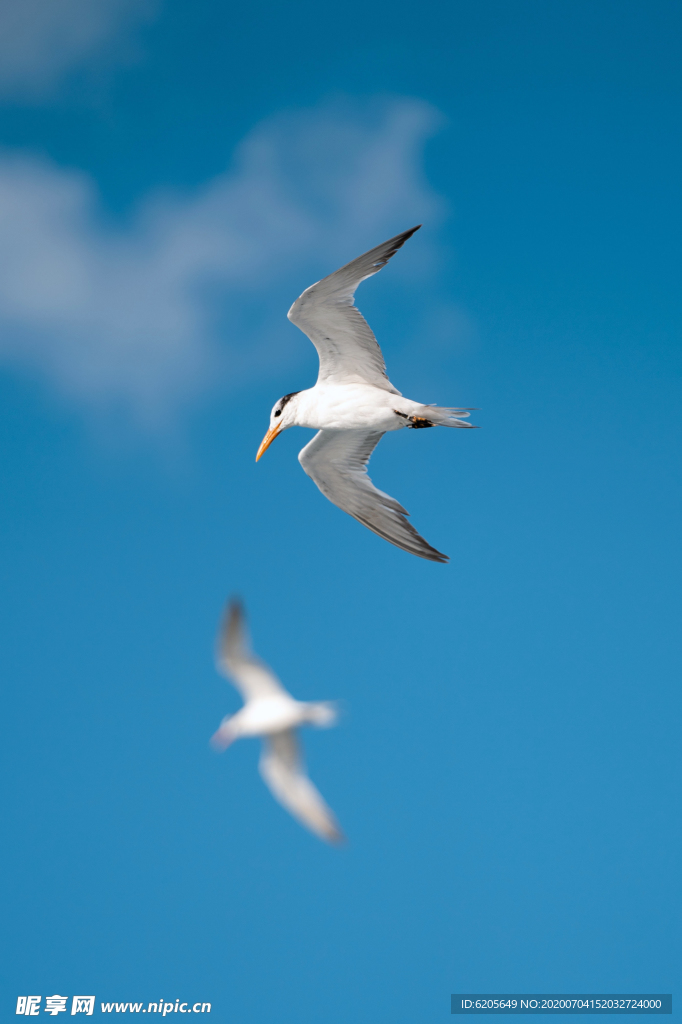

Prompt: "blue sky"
[0,1,680,1021]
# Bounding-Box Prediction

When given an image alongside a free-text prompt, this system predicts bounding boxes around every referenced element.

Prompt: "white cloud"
[0,0,155,98]
[0,97,448,425]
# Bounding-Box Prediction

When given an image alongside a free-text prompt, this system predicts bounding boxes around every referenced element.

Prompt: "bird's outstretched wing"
[287,226,421,393]
[216,600,287,701]
[298,429,448,563]
[259,730,343,844]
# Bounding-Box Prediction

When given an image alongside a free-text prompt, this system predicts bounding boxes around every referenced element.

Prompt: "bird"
[210,599,343,845]
[255,225,476,563]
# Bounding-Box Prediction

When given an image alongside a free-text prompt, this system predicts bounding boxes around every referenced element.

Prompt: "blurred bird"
[211,600,343,845]
[256,225,476,563]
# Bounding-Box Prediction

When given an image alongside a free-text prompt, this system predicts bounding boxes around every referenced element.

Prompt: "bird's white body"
[288,383,426,433]
[218,693,334,739]
[226,694,307,737]
[211,601,342,844]
[256,225,475,562]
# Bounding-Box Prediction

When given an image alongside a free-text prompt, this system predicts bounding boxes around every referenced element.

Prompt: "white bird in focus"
[211,600,343,845]
[256,225,476,563]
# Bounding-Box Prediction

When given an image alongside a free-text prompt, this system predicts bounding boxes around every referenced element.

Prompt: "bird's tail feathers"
[307,701,340,728]
[418,405,477,428]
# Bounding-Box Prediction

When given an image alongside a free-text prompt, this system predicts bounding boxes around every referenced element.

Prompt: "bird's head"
[210,715,238,751]
[256,391,300,461]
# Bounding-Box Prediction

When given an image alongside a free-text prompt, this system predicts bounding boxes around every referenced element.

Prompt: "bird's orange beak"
[256,422,283,461]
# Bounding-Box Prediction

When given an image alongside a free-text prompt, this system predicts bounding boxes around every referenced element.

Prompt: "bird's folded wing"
[259,731,343,844]
[298,429,448,563]
[287,226,421,393]
[216,600,286,701]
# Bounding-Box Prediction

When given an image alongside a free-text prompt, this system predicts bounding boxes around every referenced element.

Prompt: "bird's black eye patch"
[273,391,299,420]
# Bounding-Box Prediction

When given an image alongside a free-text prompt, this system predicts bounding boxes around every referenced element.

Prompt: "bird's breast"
[239,697,302,736]
[296,384,405,432]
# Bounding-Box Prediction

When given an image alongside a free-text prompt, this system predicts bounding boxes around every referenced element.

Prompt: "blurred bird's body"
[213,692,335,746]
[211,601,342,845]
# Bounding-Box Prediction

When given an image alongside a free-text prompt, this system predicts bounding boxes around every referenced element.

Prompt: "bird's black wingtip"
[380,224,422,264]
[422,541,449,563]
[413,545,449,563]
[399,224,422,242]
[221,597,246,651]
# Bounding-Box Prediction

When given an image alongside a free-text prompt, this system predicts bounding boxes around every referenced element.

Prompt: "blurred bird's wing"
[259,730,344,845]
[298,429,448,563]
[216,600,287,701]
[287,226,421,393]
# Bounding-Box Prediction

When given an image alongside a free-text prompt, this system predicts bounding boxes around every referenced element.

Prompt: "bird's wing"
[298,429,448,563]
[287,226,421,393]
[259,730,343,845]
[216,600,287,702]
